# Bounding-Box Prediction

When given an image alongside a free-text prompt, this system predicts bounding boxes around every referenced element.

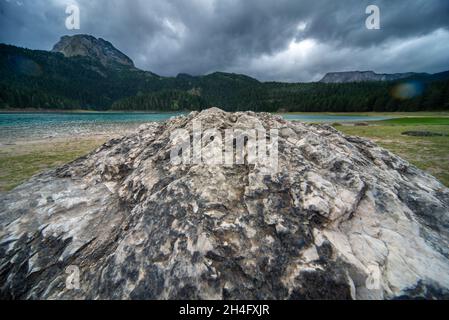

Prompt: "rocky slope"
[1,108,449,300]
[52,35,135,68]
[319,71,424,83]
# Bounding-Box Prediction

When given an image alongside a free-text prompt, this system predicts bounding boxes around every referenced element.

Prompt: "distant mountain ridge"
[319,71,429,83]
[52,35,135,68]
[1,35,449,112]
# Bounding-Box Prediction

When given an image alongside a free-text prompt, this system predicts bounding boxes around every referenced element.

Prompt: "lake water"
[0,112,184,142]
[0,112,390,142]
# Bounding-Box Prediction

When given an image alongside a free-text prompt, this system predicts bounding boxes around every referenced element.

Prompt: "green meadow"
[335,116,449,186]
[0,137,108,192]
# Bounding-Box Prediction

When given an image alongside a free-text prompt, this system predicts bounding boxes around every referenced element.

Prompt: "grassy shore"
[0,113,448,192]
[0,137,109,191]
[335,117,449,186]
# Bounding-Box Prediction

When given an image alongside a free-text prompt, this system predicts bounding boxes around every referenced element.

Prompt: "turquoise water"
[0,112,390,142]
[0,112,184,141]
[0,112,184,127]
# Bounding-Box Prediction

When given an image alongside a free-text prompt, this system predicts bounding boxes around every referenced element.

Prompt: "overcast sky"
[1,0,449,82]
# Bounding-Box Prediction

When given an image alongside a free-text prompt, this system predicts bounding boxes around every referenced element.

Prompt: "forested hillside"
[1,43,448,112]
[0,44,161,110]
[111,90,207,111]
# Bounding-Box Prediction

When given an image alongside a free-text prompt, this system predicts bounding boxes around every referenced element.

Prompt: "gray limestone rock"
[1,108,448,300]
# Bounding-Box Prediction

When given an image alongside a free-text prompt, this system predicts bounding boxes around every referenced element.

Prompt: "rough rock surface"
[1,108,449,300]
[52,35,135,68]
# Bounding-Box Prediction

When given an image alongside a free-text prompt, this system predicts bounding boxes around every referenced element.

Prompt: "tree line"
[1,44,448,112]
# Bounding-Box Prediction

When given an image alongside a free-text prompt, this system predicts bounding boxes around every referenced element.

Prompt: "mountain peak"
[319,70,425,83]
[52,34,135,68]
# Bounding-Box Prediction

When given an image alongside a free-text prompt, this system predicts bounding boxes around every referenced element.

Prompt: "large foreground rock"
[1,108,449,299]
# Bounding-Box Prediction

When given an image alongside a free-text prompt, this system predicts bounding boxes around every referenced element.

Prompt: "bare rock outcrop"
[1,108,449,299]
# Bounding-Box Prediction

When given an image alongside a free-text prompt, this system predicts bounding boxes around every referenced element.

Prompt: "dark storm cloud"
[296,0,449,47]
[1,0,449,81]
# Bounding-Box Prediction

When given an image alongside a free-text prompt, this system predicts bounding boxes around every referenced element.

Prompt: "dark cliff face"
[319,71,426,83]
[52,34,135,68]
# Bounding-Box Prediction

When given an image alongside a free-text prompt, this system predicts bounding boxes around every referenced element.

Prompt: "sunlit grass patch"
[336,122,449,187]
[0,137,106,191]
[377,117,449,126]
